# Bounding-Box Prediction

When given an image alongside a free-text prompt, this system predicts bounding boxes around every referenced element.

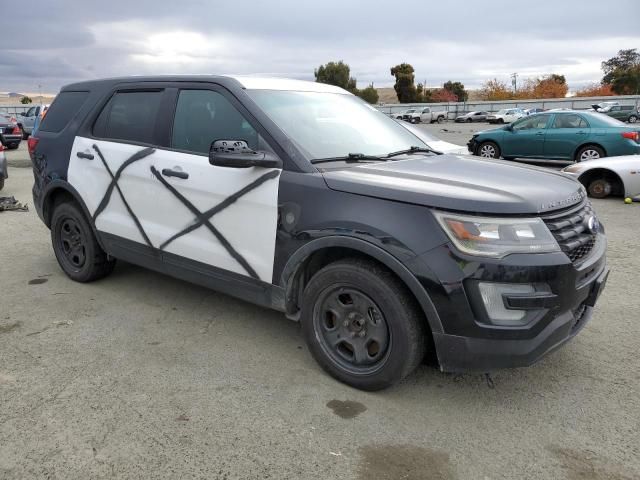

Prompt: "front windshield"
[247,90,427,159]
[497,109,507,114]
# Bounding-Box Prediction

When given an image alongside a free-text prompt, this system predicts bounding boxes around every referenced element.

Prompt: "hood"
[428,140,468,155]
[321,154,585,215]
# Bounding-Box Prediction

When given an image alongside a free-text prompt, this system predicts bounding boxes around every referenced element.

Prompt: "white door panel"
[68,136,281,283]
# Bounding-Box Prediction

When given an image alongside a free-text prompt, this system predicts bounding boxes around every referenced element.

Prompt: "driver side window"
[172,90,259,155]
[513,114,550,130]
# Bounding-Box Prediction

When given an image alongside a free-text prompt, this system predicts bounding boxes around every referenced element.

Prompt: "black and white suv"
[30,76,609,390]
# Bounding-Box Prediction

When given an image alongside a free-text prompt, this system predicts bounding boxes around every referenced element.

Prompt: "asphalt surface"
[1,135,640,479]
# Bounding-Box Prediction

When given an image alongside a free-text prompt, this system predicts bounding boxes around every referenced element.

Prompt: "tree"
[20,96,32,104]
[431,88,458,102]
[356,83,379,104]
[314,61,358,92]
[390,63,417,103]
[479,78,513,100]
[443,81,468,102]
[602,49,640,94]
[531,74,568,98]
[574,83,615,97]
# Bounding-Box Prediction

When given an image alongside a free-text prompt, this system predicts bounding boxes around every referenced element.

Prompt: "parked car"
[398,121,468,154]
[562,155,640,199]
[487,108,526,124]
[409,106,447,124]
[0,114,22,149]
[455,111,488,123]
[393,108,417,120]
[468,111,640,161]
[30,76,608,391]
[591,101,619,111]
[596,105,639,123]
[525,108,546,115]
[18,104,50,137]
[0,141,7,191]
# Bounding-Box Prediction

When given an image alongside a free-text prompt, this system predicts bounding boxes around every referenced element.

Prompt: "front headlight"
[433,211,560,258]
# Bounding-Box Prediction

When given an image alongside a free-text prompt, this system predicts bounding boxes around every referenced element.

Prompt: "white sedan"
[563,155,640,199]
[398,121,468,155]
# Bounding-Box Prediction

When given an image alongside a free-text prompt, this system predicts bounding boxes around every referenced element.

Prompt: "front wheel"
[587,179,613,199]
[301,258,426,391]
[51,201,116,282]
[576,145,604,162]
[477,141,501,158]
[497,118,504,124]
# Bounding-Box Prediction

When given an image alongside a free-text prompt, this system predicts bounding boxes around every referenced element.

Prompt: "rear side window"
[93,90,163,144]
[39,91,89,133]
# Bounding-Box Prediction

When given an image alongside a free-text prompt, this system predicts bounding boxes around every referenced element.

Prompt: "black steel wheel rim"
[313,285,391,374]
[58,216,87,269]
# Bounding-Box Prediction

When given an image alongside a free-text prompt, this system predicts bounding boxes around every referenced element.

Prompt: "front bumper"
[412,232,608,373]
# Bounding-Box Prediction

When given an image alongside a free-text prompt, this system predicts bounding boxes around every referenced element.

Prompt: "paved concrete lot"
[1,149,640,479]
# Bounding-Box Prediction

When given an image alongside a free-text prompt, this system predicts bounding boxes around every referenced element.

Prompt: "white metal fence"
[376,95,640,119]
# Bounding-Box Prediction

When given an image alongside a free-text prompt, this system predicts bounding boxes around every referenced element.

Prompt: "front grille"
[542,201,597,264]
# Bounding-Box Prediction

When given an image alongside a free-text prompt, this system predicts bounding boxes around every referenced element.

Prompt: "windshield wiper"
[310,153,388,164]
[385,145,443,158]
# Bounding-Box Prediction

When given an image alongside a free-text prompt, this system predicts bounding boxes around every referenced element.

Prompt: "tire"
[576,145,604,162]
[414,118,421,124]
[629,115,638,124]
[437,116,445,124]
[0,178,4,191]
[51,201,116,282]
[477,141,501,158]
[466,118,472,123]
[497,118,504,124]
[587,178,613,199]
[21,128,29,140]
[6,143,19,150]
[300,258,426,391]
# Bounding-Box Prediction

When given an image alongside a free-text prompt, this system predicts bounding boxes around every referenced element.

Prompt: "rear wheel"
[576,145,604,162]
[587,178,613,199]
[497,118,504,124]
[466,118,472,123]
[629,115,638,123]
[6,143,19,150]
[0,178,4,191]
[477,141,501,158]
[301,258,426,391]
[21,128,29,140]
[437,116,445,124]
[51,201,116,282]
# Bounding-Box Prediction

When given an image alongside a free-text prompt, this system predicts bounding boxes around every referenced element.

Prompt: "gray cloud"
[2,0,639,94]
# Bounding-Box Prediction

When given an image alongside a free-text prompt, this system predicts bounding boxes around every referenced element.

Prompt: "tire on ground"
[51,201,116,282]
[300,257,427,391]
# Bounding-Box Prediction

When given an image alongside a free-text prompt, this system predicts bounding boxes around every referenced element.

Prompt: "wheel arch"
[42,180,109,251]
[280,236,444,335]
[578,168,625,196]
[574,142,607,160]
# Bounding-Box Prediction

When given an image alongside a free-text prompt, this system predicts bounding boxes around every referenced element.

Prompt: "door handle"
[576,131,587,135]
[161,168,189,179]
[77,151,94,160]
[535,132,545,136]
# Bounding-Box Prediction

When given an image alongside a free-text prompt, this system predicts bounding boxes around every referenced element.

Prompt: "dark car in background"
[0,113,23,150]
[596,105,639,124]
[469,110,640,161]
[0,141,7,190]
[455,111,489,123]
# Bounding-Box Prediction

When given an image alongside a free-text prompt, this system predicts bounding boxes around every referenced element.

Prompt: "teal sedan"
[468,111,640,161]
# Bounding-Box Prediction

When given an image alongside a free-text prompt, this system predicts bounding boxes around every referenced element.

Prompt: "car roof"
[61,75,352,95]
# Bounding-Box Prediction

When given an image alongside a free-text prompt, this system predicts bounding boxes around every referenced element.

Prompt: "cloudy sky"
[3,0,639,94]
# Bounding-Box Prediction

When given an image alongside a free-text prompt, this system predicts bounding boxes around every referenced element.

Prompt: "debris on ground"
[0,196,28,212]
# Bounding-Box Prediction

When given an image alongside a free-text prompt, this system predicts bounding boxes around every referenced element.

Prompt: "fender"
[280,236,443,334]
[40,179,108,252]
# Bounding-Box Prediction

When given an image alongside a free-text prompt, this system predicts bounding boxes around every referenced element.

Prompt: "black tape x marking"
[150,166,279,280]
[92,144,156,249]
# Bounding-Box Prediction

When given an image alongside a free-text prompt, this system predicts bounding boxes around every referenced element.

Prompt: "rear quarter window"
[39,91,89,133]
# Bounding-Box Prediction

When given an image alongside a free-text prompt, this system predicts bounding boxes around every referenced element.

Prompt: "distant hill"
[8,92,23,98]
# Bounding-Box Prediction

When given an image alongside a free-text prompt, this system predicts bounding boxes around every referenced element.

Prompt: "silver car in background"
[563,155,640,199]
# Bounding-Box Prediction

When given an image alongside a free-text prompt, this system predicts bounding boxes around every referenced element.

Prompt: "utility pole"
[511,73,518,94]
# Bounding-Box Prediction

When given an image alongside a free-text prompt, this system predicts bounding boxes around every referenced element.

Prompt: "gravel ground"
[1,144,639,479]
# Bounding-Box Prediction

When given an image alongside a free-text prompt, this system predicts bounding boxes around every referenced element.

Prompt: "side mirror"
[209,140,282,169]
[505,124,514,131]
